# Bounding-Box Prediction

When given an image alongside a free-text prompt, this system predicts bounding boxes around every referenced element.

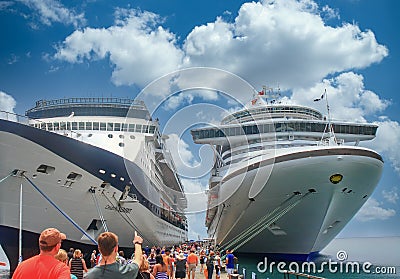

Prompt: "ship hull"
[208,147,383,256]
[0,119,187,271]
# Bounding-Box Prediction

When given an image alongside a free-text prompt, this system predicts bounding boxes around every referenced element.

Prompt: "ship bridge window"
[107,122,113,131]
[86,122,92,130]
[36,164,55,174]
[136,124,142,133]
[78,122,85,130]
[122,123,128,132]
[100,122,106,130]
[143,125,149,133]
[114,123,121,131]
[72,122,78,130]
[149,125,156,134]
[128,124,135,132]
[60,122,66,130]
[47,123,53,130]
[93,122,99,130]
[67,172,82,181]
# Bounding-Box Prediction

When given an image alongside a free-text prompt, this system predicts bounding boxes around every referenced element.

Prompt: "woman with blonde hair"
[55,249,77,279]
[69,249,88,279]
[138,255,155,279]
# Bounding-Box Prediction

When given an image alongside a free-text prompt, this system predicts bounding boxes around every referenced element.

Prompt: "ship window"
[136,124,142,133]
[71,122,78,130]
[36,164,55,174]
[119,135,124,139]
[66,122,71,130]
[149,126,155,134]
[128,124,135,132]
[86,122,92,130]
[107,122,113,131]
[41,123,46,129]
[78,122,85,130]
[53,122,59,130]
[60,122,66,130]
[114,123,121,131]
[108,134,113,138]
[122,123,128,132]
[67,172,82,181]
[143,125,149,133]
[119,142,125,147]
[100,122,106,131]
[47,122,53,130]
[93,122,99,130]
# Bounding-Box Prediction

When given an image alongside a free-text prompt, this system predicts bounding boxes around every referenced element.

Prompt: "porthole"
[88,134,93,137]
[130,135,135,139]
[119,142,125,147]
[108,134,113,138]
[119,135,124,139]
[99,169,106,174]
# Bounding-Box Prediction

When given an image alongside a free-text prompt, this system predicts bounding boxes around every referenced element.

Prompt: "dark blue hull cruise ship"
[0,98,188,272]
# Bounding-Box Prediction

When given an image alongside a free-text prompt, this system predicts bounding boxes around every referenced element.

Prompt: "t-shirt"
[186,253,198,264]
[12,254,71,279]
[85,261,139,279]
[226,254,235,269]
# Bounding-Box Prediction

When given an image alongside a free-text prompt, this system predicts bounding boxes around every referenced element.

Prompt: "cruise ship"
[0,98,188,271]
[190,87,383,259]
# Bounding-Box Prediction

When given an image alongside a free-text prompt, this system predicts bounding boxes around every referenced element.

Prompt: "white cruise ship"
[190,87,383,259]
[0,97,187,271]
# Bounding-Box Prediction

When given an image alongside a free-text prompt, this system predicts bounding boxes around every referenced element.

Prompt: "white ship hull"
[0,119,187,269]
[208,146,383,257]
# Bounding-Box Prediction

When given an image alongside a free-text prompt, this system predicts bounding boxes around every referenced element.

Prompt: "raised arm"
[132,231,143,268]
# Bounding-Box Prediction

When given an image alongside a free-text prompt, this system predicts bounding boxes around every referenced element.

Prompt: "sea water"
[232,237,400,279]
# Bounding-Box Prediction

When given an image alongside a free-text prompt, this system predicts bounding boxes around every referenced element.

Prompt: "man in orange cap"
[12,228,70,279]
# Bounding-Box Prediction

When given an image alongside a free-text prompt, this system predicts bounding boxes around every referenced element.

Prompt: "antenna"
[319,89,337,145]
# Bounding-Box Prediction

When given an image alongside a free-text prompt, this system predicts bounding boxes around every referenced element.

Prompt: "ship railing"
[0,110,29,124]
[0,109,84,141]
[282,270,326,279]
[32,97,141,108]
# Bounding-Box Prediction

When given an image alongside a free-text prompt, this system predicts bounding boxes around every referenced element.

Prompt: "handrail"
[0,109,82,138]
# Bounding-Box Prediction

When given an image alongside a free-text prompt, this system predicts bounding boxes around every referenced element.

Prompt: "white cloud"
[0,91,17,121]
[290,72,389,122]
[17,0,86,28]
[382,188,399,204]
[183,0,388,89]
[355,198,396,222]
[55,9,184,88]
[366,120,400,174]
[165,133,199,171]
[187,211,207,241]
[180,178,208,214]
[54,0,387,93]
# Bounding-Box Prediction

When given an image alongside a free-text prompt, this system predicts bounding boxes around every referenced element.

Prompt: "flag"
[251,98,257,105]
[313,90,326,102]
[258,90,264,95]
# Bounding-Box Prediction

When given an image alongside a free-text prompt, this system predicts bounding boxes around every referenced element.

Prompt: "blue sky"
[0,0,399,243]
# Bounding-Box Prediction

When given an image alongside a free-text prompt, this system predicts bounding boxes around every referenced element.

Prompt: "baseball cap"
[39,228,66,247]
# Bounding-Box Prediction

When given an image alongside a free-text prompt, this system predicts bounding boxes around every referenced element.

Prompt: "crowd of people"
[11,227,239,279]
